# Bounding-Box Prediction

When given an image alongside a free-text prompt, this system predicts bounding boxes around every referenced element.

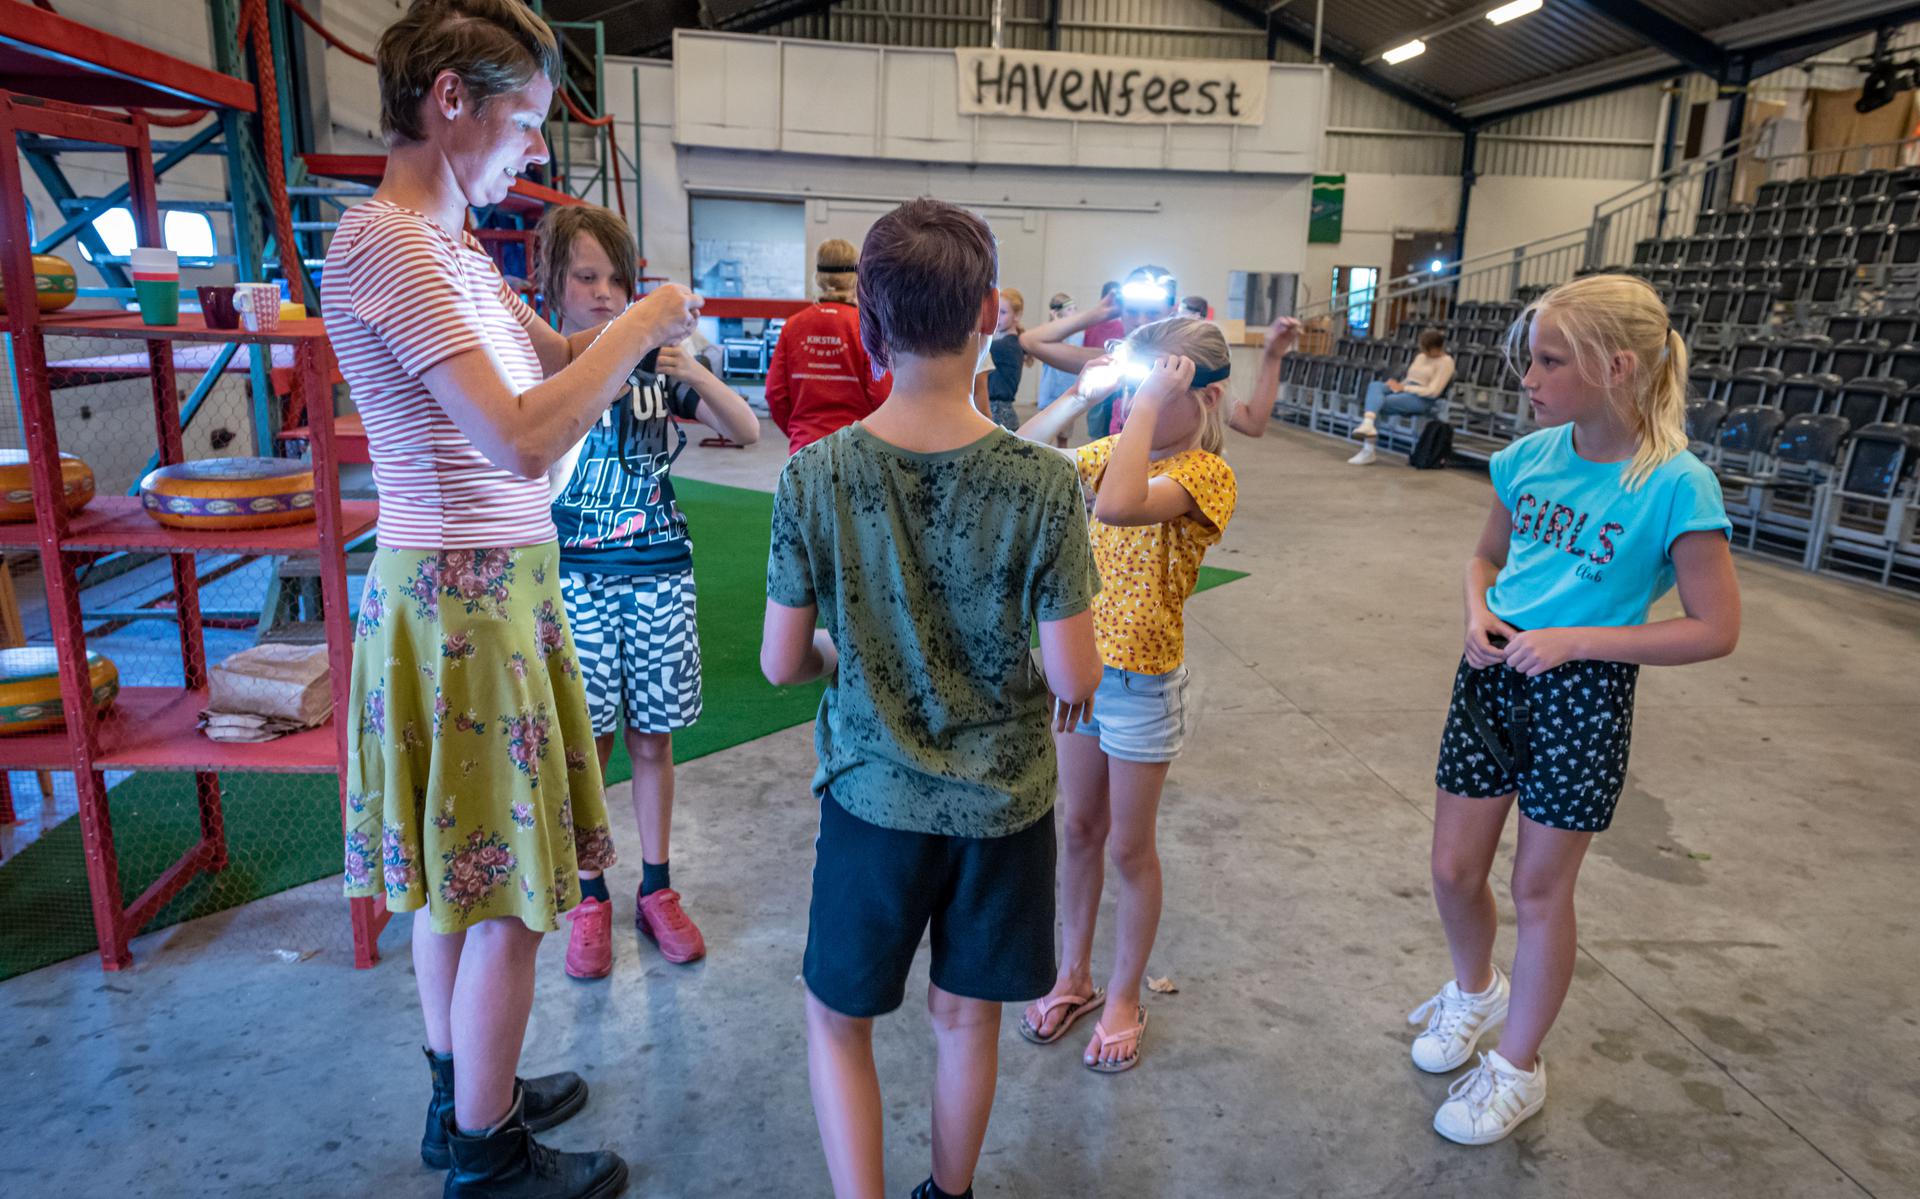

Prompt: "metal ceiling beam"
[1361,3,1507,64]
[1197,0,1469,130]
[1713,0,1920,51]
[1467,64,1686,127]
[1269,17,1469,131]
[1738,4,1920,76]
[1456,46,1669,120]
[615,0,845,57]
[1459,0,1920,121]
[1560,0,1725,78]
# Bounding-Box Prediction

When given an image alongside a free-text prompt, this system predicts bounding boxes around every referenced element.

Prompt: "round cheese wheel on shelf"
[0,647,118,735]
[0,449,94,523]
[0,253,78,314]
[139,457,317,530]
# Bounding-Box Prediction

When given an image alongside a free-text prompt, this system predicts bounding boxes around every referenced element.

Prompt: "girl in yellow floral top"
[1013,316,1237,1073]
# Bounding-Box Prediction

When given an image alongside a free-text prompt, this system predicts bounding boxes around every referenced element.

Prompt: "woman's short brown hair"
[1418,328,1448,353]
[857,199,997,372]
[378,0,562,145]
[534,204,637,317]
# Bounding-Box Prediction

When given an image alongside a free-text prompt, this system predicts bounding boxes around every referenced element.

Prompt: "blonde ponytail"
[1126,316,1231,455]
[815,238,858,303]
[1515,274,1690,491]
[1632,328,1691,490]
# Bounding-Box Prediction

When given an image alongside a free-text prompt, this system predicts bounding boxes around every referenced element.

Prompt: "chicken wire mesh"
[0,327,367,979]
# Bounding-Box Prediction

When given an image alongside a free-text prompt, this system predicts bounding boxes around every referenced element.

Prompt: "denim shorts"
[1073,664,1191,763]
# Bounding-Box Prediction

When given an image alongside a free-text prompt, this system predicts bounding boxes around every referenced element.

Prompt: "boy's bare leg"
[807,988,886,1199]
[928,984,1001,1195]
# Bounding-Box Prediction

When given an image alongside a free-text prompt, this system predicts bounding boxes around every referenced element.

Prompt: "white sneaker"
[1347,442,1377,465]
[1408,968,1509,1072]
[1433,1050,1546,1145]
[1353,416,1378,437]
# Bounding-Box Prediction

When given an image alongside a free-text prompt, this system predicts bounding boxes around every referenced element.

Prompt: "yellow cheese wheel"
[0,647,117,735]
[0,253,79,314]
[0,449,94,522]
[140,456,318,530]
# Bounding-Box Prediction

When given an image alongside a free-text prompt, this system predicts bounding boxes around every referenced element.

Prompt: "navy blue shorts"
[802,791,1056,1018]
[1434,656,1639,832]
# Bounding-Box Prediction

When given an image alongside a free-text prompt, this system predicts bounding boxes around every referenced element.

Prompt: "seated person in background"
[1349,328,1456,466]
[1180,295,1210,320]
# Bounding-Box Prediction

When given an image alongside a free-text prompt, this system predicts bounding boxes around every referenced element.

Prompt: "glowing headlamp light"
[1082,342,1231,396]
[1119,277,1175,307]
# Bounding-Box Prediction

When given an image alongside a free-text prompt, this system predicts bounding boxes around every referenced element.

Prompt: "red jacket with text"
[764,302,893,454]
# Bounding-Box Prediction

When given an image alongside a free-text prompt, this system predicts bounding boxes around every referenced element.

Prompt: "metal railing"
[1581,128,1763,273]
[1303,229,1589,342]
[1585,132,1920,272]
[1299,132,1920,342]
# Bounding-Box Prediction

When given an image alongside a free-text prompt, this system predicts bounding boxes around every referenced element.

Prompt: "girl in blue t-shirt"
[1410,275,1741,1146]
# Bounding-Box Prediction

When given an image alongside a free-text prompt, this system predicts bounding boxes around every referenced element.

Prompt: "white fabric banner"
[955,48,1268,126]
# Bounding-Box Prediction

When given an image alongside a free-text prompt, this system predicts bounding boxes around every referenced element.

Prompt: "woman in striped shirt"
[319,3,697,1194]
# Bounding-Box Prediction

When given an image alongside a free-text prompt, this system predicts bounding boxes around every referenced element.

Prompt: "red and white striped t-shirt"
[321,200,554,548]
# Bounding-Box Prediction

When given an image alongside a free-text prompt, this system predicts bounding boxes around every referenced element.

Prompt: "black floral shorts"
[1434,656,1640,832]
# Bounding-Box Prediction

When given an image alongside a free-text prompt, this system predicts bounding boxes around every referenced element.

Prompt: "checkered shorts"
[562,570,703,735]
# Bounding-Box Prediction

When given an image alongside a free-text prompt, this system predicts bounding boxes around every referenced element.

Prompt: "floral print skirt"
[344,543,617,933]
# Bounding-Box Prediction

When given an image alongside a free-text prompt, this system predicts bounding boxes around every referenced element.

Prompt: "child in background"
[761,198,1102,1199]
[765,238,893,454]
[987,286,1027,429]
[535,203,761,978]
[1414,274,1738,1144]
[1013,317,1238,1074]
[1033,293,1081,447]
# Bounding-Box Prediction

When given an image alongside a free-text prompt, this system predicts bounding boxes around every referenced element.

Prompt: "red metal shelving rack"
[0,92,388,971]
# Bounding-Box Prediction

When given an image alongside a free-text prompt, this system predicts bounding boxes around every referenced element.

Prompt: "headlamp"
[1083,342,1230,396]
[1119,276,1175,307]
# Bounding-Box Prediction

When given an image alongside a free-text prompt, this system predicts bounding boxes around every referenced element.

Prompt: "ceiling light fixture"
[1382,39,1427,65]
[1486,0,1543,25]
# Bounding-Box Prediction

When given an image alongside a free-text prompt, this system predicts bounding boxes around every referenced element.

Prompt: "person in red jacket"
[764,238,892,454]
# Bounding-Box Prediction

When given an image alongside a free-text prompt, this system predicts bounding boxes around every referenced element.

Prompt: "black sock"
[578,875,610,904]
[916,1180,971,1199]
[640,860,671,897]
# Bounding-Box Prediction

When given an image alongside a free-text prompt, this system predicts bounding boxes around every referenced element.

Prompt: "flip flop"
[1019,987,1106,1045]
[1084,1006,1149,1074]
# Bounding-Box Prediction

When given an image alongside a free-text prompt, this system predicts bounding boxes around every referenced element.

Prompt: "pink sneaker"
[635,888,706,963]
[563,897,612,979]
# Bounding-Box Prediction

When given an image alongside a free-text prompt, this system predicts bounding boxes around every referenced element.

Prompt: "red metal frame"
[301,153,581,217]
[699,297,812,319]
[0,1,256,112]
[0,91,389,970]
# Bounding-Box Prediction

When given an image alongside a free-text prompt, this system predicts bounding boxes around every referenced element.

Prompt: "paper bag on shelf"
[207,643,334,727]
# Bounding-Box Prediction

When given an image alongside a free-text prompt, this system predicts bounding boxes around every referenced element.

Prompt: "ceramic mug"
[197,285,240,329]
[234,282,281,333]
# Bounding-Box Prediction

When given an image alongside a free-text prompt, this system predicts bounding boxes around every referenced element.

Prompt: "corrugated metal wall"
[1475,86,1662,180]
[756,0,1666,182]
[763,0,1263,59]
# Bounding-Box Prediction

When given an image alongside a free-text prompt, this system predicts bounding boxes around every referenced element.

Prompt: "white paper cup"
[128,246,178,275]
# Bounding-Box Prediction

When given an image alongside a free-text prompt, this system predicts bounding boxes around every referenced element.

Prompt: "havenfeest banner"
[955,47,1269,126]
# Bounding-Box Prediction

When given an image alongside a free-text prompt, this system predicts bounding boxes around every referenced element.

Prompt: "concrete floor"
[3,420,1917,1198]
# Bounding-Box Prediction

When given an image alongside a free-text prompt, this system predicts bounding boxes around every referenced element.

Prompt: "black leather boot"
[422,1048,591,1169]
[442,1089,628,1199]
